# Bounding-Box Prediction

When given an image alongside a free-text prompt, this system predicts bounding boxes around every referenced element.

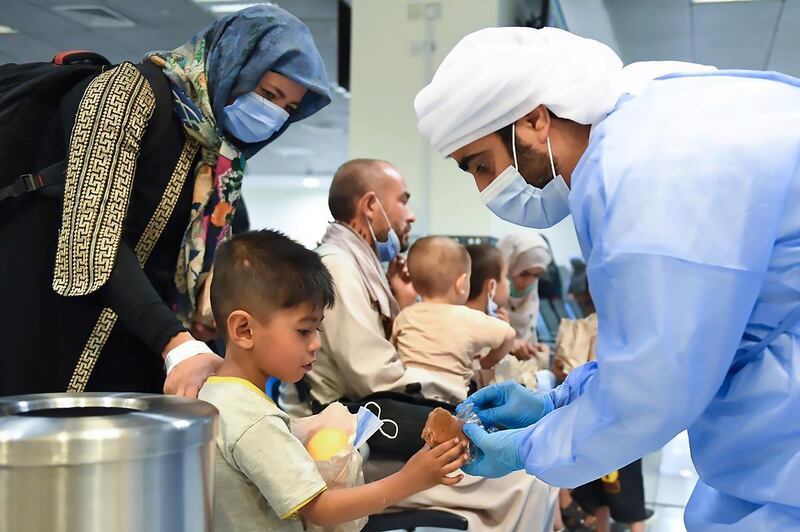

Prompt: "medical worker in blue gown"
[414,27,800,531]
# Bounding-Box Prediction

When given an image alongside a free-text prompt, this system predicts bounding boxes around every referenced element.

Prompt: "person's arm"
[510,339,537,361]
[387,256,418,309]
[546,361,597,408]
[511,117,791,486]
[318,252,409,398]
[95,241,220,397]
[96,241,186,355]
[300,439,468,526]
[54,63,221,397]
[480,326,516,369]
[517,252,763,487]
[470,311,516,370]
[233,414,466,528]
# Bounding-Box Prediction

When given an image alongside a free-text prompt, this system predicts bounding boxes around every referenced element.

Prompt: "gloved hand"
[461,424,527,478]
[457,381,554,429]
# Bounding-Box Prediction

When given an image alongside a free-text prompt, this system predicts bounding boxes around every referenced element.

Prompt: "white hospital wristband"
[165,340,211,375]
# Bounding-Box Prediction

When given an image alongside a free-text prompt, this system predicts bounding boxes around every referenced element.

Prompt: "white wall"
[242,173,583,267]
[347,0,582,266]
[242,176,333,249]
[242,1,583,266]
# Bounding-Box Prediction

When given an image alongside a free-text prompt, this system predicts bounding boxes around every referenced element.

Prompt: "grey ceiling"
[2,0,799,178]
[0,0,346,177]
[584,0,800,74]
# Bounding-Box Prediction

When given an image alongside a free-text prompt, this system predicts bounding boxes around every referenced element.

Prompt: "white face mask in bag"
[354,402,399,448]
[480,123,571,229]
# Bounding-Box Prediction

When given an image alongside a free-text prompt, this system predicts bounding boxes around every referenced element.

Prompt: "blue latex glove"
[461,424,527,478]
[457,381,554,429]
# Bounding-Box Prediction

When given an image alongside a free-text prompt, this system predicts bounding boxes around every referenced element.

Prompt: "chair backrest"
[363,509,469,531]
[536,313,555,344]
[539,299,561,338]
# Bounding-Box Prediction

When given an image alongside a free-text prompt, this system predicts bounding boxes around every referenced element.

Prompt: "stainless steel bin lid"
[0,393,218,466]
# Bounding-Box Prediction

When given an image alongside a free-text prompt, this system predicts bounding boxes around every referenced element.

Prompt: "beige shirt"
[199,377,327,532]
[281,243,410,416]
[392,302,513,402]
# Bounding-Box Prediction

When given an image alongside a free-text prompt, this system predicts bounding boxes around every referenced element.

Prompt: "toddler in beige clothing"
[393,236,516,404]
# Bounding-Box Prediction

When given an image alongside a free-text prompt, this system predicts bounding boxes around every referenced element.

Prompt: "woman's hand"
[162,332,223,398]
[400,438,468,492]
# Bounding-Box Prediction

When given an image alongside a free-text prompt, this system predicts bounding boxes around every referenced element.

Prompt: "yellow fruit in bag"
[306,428,349,461]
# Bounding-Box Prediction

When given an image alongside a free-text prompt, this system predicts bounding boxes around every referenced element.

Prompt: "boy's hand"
[495,306,511,323]
[401,438,468,492]
[535,343,551,361]
[387,256,417,309]
[511,339,536,360]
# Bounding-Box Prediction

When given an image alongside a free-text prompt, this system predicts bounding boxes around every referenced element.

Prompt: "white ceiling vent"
[52,5,136,28]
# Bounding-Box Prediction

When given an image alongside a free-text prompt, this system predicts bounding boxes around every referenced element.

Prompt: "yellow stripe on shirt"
[206,376,272,401]
[280,484,328,520]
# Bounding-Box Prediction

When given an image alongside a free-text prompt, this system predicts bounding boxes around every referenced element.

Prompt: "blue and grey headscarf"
[146,5,331,324]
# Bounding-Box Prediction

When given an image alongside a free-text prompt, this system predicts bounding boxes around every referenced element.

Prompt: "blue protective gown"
[518,71,800,530]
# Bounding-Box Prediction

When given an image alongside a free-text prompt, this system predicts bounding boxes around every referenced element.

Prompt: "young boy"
[464,243,510,319]
[199,230,468,532]
[466,243,549,365]
[392,236,516,404]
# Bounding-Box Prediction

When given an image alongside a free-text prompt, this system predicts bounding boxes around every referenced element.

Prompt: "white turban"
[415,27,716,156]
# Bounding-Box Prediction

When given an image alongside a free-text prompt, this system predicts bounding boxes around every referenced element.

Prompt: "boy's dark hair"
[466,244,504,301]
[211,229,335,340]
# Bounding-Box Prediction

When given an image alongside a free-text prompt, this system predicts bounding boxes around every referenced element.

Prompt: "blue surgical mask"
[480,122,571,229]
[222,91,289,143]
[487,296,499,317]
[366,199,401,262]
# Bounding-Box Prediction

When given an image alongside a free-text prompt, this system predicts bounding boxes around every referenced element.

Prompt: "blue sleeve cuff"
[547,361,598,409]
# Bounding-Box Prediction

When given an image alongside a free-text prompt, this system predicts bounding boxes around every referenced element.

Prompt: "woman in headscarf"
[0,5,330,397]
[498,232,553,369]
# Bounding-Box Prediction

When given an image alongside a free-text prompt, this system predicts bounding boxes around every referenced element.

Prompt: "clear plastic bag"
[291,403,365,532]
[455,402,495,464]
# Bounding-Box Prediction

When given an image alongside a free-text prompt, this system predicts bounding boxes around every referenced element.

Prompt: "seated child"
[199,230,468,532]
[464,243,555,391]
[467,243,549,364]
[464,243,510,318]
[392,236,516,404]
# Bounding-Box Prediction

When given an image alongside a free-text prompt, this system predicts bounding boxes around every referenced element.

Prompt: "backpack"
[0,51,111,203]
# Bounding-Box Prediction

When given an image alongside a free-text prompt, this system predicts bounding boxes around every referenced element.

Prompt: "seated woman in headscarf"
[498,233,553,370]
[0,5,330,397]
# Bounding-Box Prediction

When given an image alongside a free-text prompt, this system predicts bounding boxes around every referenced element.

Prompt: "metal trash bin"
[0,393,218,532]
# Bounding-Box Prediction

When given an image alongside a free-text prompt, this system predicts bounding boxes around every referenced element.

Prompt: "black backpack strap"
[0,161,66,204]
[0,60,172,206]
[53,50,111,66]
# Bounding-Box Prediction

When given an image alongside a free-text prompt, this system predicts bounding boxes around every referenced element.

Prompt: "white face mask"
[480,123,571,229]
